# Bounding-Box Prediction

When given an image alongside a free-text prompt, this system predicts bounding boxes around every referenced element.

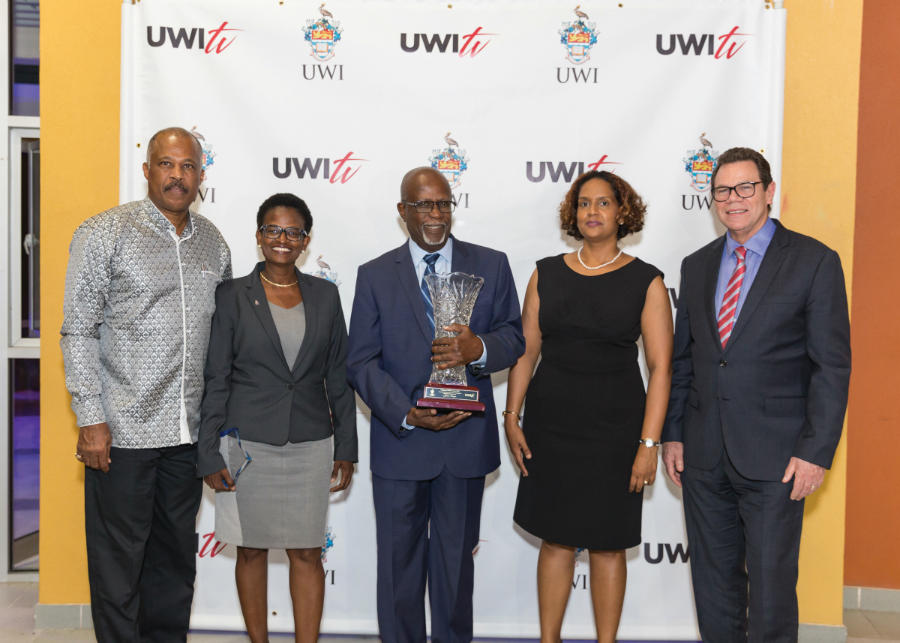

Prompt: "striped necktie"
[421,253,440,331]
[717,246,747,348]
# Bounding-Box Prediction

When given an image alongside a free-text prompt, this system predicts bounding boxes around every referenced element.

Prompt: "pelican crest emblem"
[683,135,719,192]
[190,126,216,172]
[559,6,598,65]
[303,3,343,62]
[429,132,469,190]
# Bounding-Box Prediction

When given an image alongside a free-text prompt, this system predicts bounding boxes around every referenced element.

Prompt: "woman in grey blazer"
[198,193,357,643]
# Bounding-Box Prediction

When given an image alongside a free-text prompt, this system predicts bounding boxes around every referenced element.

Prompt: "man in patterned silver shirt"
[61,127,231,642]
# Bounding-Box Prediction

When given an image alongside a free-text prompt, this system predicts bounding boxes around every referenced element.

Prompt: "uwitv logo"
[272,152,367,184]
[146,21,241,54]
[526,156,621,183]
[656,26,749,59]
[400,27,495,57]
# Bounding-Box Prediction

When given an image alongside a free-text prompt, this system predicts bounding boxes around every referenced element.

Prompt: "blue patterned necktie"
[421,253,440,331]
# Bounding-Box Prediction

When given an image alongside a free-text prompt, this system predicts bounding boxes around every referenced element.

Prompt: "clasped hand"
[406,407,471,431]
[431,324,482,370]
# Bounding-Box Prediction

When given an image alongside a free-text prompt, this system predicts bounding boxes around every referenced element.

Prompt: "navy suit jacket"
[662,220,851,480]
[347,237,524,480]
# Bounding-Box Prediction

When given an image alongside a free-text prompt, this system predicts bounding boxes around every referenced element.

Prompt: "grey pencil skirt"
[214,434,332,549]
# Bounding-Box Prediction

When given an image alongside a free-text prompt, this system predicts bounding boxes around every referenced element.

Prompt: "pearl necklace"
[577,246,623,270]
[260,271,298,288]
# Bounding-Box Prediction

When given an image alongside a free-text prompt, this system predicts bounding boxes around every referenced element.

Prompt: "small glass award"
[416,272,486,412]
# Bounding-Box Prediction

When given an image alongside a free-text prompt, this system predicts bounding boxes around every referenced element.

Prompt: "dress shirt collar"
[725,216,776,258]
[145,197,196,239]
[408,236,453,271]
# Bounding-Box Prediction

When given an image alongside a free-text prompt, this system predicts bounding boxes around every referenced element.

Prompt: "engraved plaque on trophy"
[417,272,486,412]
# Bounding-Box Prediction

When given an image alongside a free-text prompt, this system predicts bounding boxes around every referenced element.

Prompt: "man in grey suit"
[61,127,231,642]
[662,147,850,642]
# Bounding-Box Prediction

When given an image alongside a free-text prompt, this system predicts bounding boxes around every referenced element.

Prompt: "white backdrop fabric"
[119,0,785,638]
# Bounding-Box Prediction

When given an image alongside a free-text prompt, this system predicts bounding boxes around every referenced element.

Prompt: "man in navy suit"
[347,167,524,643]
[662,148,851,642]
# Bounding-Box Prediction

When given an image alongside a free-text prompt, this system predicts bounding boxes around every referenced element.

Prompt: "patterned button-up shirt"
[61,198,232,448]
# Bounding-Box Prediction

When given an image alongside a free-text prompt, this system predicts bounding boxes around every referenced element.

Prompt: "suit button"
[719,359,728,367]
[287,384,294,390]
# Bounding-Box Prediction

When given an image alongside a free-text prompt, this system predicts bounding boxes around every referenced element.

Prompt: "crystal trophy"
[417,272,486,412]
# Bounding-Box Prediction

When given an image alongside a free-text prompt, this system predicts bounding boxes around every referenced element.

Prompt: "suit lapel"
[394,245,434,343]
[450,236,468,273]
[291,271,317,373]
[245,266,292,373]
[726,220,790,350]
[703,236,726,351]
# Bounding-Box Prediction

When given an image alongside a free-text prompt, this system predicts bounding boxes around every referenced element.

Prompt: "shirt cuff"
[73,396,106,428]
[471,337,487,367]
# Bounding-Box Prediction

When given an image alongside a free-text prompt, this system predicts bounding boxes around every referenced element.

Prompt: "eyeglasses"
[712,181,763,202]
[258,224,308,241]
[402,200,456,214]
[219,427,252,483]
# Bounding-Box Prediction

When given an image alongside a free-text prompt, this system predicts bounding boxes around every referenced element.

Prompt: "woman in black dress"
[504,171,672,642]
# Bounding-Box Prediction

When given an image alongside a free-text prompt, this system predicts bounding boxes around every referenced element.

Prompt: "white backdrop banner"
[119,0,785,638]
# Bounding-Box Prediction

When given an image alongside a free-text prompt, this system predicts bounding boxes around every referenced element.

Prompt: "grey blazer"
[197,262,357,476]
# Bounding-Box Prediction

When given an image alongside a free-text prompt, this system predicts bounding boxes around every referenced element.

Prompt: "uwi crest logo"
[559,5,598,64]
[304,3,342,61]
[190,126,215,172]
[321,526,335,561]
[683,132,718,192]
[429,132,469,189]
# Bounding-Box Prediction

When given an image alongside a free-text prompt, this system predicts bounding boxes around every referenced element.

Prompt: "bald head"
[146,127,202,164]
[399,167,451,202]
[396,166,453,252]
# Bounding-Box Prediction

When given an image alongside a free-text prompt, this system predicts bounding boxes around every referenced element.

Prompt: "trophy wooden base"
[417,382,486,412]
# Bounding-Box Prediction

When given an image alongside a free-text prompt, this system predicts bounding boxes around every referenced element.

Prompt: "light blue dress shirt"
[714,217,776,321]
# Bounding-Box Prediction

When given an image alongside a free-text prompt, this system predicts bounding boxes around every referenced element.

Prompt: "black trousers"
[85,444,202,643]
[682,450,805,643]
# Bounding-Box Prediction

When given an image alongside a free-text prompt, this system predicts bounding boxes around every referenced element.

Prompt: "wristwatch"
[638,438,661,448]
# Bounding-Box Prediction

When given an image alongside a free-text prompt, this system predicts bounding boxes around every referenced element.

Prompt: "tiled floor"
[2,581,899,641]
[847,608,900,642]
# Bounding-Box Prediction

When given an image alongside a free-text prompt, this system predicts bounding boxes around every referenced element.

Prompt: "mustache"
[164,180,188,193]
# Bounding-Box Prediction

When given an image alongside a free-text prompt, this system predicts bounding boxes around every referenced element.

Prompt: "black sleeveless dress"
[513,254,663,550]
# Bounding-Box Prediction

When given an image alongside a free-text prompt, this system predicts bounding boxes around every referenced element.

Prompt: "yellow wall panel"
[782,0,863,627]
[39,0,121,604]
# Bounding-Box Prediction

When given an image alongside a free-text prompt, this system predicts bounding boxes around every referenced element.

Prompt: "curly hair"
[256,193,313,233]
[558,171,646,240]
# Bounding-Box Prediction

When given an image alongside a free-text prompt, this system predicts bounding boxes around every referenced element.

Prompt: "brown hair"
[558,171,646,240]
